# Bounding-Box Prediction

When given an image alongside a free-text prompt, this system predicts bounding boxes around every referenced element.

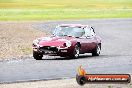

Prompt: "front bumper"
[33,46,73,56]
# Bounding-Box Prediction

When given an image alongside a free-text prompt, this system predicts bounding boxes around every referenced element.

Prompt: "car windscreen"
[53,26,85,37]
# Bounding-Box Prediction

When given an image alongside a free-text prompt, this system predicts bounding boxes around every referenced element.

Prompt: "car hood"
[38,36,74,47]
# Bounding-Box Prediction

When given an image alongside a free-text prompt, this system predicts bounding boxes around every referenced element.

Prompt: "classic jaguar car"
[32,24,101,60]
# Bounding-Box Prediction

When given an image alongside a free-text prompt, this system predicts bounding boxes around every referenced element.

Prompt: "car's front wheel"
[92,44,101,56]
[70,44,80,59]
[33,51,43,60]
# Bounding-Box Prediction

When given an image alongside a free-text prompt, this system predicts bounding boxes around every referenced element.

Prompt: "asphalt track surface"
[0,19,132,83]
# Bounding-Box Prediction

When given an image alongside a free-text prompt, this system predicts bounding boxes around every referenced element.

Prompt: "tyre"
[92,44,101,56]
[33,51,43,60]
[70,44,80,59]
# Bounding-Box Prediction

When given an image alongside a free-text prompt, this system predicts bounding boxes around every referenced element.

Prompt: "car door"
[83,27,97,52]
[74,28,88,53]
[77,36,89,53]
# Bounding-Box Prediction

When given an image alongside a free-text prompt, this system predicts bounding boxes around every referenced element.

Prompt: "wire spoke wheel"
[75,45,80,58]
[92,44,101,56]
[97,45,101,55]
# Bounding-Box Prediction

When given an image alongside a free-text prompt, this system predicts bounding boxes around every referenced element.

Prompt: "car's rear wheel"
[70,44,80,59]
[33,51,43,60]
[92,44,101,56]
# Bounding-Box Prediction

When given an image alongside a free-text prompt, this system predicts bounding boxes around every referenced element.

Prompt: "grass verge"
[0,22,45,60]
[0,0,132,21]
[0,9,132,21]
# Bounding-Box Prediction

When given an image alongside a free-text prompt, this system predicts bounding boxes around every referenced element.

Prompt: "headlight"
[33,39,39,45]
[33,38,41,47]
[65,41,71,47]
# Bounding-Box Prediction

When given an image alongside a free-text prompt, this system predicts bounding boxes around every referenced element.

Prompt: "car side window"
[84,27,92,37]
[84,27,95,37]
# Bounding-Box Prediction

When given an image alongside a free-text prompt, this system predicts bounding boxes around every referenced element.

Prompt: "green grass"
[0,0,132,21]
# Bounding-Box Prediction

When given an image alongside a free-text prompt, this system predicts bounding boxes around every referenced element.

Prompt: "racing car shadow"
[42,54,129,60]
[42,54,95,60]
[43,57,71,60]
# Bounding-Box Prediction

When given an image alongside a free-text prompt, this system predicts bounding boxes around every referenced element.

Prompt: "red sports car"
[32,24,101,60]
